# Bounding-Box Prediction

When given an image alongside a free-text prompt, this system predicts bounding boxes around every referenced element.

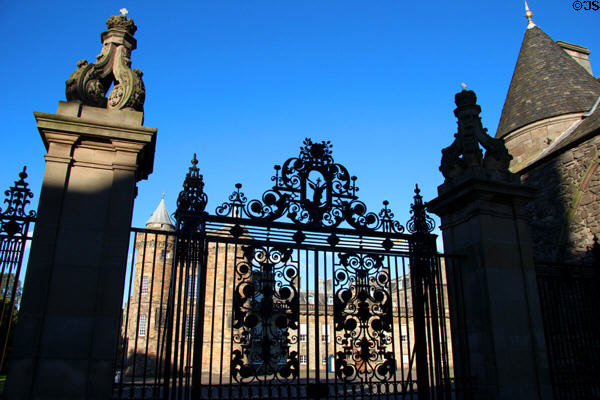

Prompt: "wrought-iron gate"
[114,139,456,399]
[0,167,36,374]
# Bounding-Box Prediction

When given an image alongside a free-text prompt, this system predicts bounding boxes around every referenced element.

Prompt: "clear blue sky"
[1,1,598,234]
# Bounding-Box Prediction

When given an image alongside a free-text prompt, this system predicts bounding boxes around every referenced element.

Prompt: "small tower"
[145,196,176,231]
[121,198,175,378]
[496,5,600,262]
[496,4,600,172]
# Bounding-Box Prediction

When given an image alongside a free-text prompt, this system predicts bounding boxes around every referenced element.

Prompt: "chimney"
[556,40,593,76]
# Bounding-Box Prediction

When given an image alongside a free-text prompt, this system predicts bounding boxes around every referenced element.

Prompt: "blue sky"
[1,1,598,234]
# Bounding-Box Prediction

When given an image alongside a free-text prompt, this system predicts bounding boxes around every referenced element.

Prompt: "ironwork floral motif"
[215,183,247,218]
[175,154,208,231]
[216,138,404,233]
[333,252,394,382]
[406,185,435,234]
[1,167,36,237]
[231,245,299,383]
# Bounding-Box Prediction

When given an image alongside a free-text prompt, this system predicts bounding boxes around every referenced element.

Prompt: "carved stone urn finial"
[440,89,512,179]
[65,12,145,111]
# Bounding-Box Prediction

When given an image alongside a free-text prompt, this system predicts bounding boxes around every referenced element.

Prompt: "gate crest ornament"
[216,138,405,233]
[65,12,145,111]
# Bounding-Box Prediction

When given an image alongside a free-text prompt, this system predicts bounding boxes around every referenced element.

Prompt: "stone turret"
[146,197,175,231]
[496,6,600,172]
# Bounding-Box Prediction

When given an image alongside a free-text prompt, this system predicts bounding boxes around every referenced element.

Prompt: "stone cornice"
[34,111,156,148]
[428,169,537,225]
[35,107,157,181]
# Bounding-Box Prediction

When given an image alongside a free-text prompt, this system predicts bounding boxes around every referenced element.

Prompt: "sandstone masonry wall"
[521,135,600,263]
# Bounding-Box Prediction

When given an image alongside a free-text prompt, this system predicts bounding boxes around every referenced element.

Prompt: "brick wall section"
[521,135,600,263]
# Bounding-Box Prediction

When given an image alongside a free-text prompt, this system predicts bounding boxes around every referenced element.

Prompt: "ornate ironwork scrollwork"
[231,245,299,383]
[216,183,247,218]
[1,167,36,237]
[216,138,405,233]
[406,184,435,234]
[175,154,208,231]
[333,252,394,382]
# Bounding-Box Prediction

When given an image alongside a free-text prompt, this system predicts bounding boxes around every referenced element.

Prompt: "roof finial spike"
[525,1,536,29]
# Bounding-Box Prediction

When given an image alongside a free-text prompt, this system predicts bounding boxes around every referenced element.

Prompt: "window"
[138,314,147,337]
[300,355,307,365]
[321,324,330,343]
[161,249,171,259]
[186,313,195,338]
[308,294,314,304]
[299,323,307,342]
[401,335,407,342]
[322,355,328,365]
[141,276,149,295]
[327,295,334,305]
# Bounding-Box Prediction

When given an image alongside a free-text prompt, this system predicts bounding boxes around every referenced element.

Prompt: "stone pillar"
[5,12,157,399]
[427,89,553,399]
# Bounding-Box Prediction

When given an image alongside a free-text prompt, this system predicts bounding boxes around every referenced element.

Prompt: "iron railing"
[536,250,600,400]
[0,167,36,374]
[112,139,465,399]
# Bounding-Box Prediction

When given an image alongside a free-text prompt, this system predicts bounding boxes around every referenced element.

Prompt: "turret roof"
[146,198,175,229]
[496,25,600,138]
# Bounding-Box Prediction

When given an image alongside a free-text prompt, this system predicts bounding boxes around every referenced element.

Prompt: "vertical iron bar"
[117,231,137,399]
[314,249,321,387]
[191,227,208,398]
[229,243,239,399]
[129,231,148,399]
[295,247,301,400]
[410,236,430,400]
[170,235,185,400]
[321,252,333,394]
[208,241,220,396]
[141,232,159,397]
[219,241,229,397]
[153,231,172,398]
[385,254,399,400]
[401,257,413,392]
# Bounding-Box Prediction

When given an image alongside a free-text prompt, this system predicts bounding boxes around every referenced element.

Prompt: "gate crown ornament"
[440,88,512,179]
[65,12,145,111]
[214,138,405,233]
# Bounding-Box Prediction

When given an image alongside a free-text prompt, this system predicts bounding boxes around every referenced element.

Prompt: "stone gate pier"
[428,88,553,399]
[5,12,157,399]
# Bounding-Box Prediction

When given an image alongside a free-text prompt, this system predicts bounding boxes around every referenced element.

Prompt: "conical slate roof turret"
[146,197,175,231]
[496,23,600,138]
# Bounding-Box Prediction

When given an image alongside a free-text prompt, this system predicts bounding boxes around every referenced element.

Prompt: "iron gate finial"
[175,154,208,231]
[407,184,435,234]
